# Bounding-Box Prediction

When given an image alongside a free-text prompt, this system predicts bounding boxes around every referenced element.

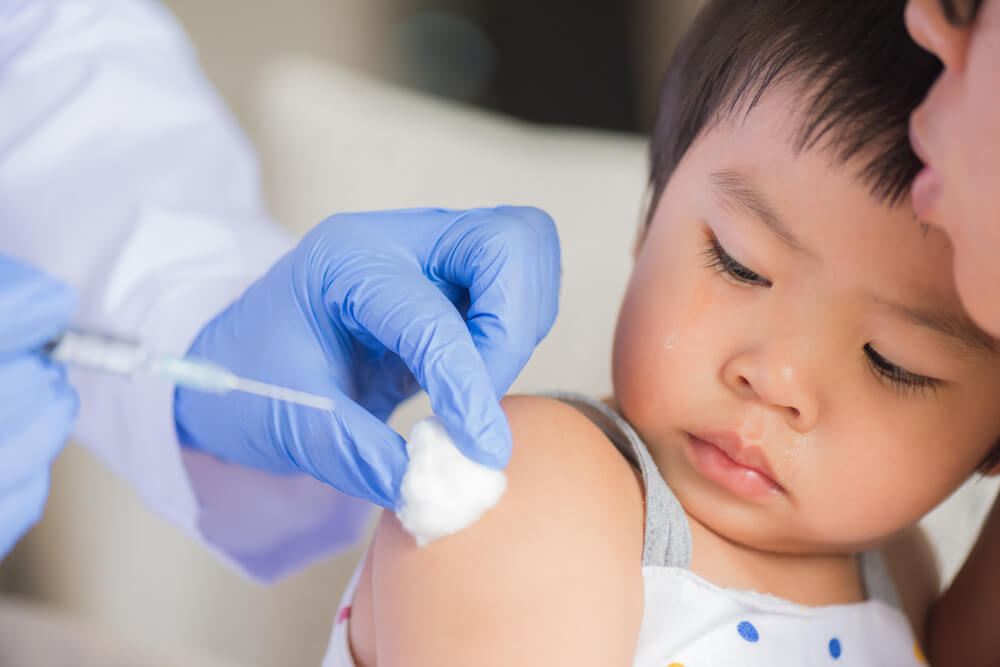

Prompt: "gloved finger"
[270,388,409,509]
[430,206,561,395]
[0,357,77,487]
[0,470,50,559]
[353,350,420,423]
[0,257,76,356]
[327,264,512,469]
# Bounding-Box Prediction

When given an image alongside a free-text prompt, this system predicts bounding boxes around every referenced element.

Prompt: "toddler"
[326,0,1000,664]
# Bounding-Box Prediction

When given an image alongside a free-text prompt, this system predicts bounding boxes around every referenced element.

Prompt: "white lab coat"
[0,0,371,580]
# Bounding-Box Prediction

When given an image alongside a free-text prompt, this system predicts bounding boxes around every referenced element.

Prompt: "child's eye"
[702,238,772,287]
[863,344,942,396]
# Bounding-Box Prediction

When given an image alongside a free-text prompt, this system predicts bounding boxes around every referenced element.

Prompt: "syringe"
[44,329,337,412]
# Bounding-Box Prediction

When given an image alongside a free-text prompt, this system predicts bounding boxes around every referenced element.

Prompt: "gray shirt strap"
[544,392,692,569]
[543,392,902,610]
[859,549,902,609]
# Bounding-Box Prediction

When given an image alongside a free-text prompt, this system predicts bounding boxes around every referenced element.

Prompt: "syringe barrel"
[44,329,150,376]
[45,328,332,410]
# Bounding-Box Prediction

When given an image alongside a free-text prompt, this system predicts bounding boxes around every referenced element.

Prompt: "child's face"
[612,86,1000,555]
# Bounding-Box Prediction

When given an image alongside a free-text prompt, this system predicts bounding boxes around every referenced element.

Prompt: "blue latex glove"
[175,206,560,509]
[0,257,78,558]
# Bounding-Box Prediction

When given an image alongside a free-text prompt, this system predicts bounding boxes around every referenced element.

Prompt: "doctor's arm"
[0,0,560,578]
[1,0,314,573]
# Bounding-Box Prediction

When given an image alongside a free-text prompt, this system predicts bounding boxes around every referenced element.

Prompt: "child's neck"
[685,511,866,607]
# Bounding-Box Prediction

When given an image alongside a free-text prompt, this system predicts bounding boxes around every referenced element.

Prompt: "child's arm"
[924,496,1000,667]
[364,395,646,666]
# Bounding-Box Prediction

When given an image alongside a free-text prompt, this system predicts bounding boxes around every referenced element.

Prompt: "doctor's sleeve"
[0,0,371,580]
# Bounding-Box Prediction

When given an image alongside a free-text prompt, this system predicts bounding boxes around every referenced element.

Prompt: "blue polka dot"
[737,621,759,642]
[829,637,842,659]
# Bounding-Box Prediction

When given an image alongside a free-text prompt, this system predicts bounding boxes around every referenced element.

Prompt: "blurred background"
[1,1,996,666]
[144,0,702,134]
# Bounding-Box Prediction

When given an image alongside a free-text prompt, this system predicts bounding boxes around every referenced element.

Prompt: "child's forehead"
[692,109,950,283]
[706,78,920,209]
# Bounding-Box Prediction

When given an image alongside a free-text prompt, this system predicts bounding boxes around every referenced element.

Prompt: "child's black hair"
[648,0,941,216]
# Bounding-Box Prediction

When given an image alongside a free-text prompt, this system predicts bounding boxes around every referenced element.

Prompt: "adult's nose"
[905,0,974,71]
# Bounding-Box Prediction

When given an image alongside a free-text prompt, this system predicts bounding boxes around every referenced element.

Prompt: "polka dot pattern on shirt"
[737,621,759,642]
[731,620,850,662]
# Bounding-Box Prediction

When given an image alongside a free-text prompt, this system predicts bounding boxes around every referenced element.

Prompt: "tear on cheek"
[779,432,813,472]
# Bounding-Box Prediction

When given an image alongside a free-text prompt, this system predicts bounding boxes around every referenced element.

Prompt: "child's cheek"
[612,258,696,429]
[612,272,662,427]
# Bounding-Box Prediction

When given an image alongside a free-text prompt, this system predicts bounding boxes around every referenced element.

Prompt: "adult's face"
[906,0,1000,335]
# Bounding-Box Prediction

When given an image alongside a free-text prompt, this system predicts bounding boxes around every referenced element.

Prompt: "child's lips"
[686,431,785,498]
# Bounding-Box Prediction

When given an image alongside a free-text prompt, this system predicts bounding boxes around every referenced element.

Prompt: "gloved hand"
[175,206,560,509]
[0,257,78,558]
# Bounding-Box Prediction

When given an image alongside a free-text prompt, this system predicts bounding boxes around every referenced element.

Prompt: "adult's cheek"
[952,229,1000,337]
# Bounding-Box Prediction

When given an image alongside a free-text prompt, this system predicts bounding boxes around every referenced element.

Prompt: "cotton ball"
[396,416,507,546]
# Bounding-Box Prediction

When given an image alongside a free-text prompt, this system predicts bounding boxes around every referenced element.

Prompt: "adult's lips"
[909,117,941,221]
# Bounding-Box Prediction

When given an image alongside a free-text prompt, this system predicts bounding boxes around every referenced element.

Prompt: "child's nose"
[722,347,819,434]
[905,0,973,71]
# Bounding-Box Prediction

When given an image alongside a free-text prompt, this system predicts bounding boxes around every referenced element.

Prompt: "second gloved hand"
[0,257,78,558]
[174,207,560,509]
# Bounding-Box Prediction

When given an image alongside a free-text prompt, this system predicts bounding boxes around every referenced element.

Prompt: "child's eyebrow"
[710,170,810,254]
[873,296,998,357]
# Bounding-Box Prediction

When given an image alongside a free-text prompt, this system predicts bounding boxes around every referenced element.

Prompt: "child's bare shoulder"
[365,394,645,666]
[498,393,646,515]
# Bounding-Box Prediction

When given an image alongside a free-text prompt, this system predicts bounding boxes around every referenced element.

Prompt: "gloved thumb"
[0,257,76,356]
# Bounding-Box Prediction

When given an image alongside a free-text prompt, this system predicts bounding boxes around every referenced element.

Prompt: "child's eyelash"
[702,238,771,287]
[701,237,941,398]
[863,344,942,396]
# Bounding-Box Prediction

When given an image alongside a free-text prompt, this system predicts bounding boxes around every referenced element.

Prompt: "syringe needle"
[151,356,336,412]
[226,376,337,412]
